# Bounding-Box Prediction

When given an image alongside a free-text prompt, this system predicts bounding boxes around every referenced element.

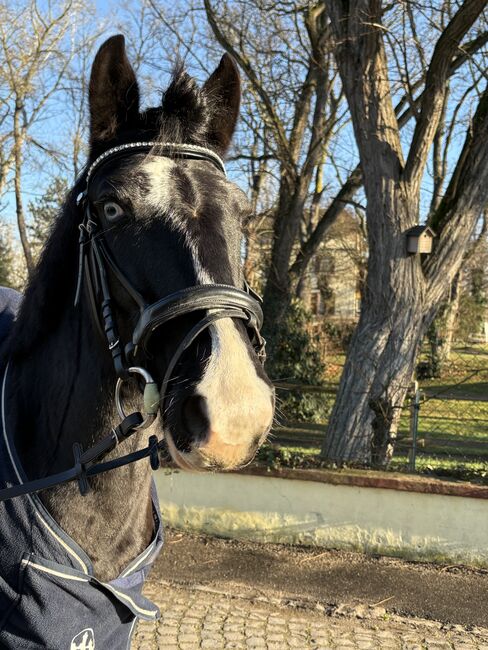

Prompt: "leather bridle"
[0,142,266,502]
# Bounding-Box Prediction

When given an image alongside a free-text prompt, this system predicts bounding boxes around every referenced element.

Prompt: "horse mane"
[5,185,81,362]
[5,65,220,363]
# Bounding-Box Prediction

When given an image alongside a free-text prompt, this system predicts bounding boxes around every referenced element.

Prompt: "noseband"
[0,142,266,503]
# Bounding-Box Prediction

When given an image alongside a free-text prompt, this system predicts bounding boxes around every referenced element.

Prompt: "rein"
[0,142,266,503]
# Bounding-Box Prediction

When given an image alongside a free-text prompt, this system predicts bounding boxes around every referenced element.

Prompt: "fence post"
[408,380,420,472]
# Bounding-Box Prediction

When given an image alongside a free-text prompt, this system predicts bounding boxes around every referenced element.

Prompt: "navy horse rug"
[0,288,163,649]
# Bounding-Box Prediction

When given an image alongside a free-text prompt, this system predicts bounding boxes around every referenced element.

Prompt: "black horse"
[0,35,273,648]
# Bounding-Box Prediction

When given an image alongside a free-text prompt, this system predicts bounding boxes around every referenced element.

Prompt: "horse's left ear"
[203,54,241,154]
[89,35,140,150]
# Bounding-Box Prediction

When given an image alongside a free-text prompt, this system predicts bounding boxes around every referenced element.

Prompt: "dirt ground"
[153,529,488,629]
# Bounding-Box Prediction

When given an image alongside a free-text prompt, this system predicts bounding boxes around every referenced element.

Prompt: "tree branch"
[203,0,292,166]
[289,16,488,286]
[404,0,486,191]
[290,164,363,280]
[426,84,488,297]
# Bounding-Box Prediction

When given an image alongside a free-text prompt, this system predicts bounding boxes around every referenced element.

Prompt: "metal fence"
[271,343,488,482]
[400,368,488,476]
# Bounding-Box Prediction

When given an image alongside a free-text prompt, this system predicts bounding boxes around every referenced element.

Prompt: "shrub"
[265,299,328,422]
[322,321,356,352]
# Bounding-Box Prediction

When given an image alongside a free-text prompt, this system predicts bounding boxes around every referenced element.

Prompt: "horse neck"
[6,293,154,581]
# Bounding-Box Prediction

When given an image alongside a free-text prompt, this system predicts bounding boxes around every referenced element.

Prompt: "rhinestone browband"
[84,141,227,187]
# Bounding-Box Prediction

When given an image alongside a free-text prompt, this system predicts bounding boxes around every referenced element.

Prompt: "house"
[301,210,365,323]
[244,207,365,324]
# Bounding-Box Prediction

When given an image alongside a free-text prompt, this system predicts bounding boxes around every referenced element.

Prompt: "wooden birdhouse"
[406,225,435,254]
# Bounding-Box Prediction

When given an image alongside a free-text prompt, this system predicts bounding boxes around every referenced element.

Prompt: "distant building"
[244,207,365,325]
[301,210,365,323]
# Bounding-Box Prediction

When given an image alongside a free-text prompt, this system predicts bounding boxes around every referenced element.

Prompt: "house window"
[325,294,335,316]
[310,292,320,315]
[322,257,335,275]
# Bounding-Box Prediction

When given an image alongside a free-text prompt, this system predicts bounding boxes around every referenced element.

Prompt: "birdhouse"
[406,225,435,254]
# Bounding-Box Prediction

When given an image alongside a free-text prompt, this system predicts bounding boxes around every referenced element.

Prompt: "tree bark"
[321,0,488,467]
[432,272,462,370]
[262,178,309,332]
[13,98,34,276]
[321,196,429,466]
[440,281,460,362]
[325,305,428,465]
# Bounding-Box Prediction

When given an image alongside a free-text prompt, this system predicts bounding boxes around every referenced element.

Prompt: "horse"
[0,34,274,649]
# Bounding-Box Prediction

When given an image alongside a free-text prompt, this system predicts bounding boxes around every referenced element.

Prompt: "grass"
[257,443,488,484]
[270,343,488,483]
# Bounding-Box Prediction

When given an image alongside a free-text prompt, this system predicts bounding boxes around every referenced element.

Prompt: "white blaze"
[143,157,273,461]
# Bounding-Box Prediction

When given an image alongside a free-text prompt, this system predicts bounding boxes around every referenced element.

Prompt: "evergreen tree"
[0,222,14,288]
[28,177,68,258]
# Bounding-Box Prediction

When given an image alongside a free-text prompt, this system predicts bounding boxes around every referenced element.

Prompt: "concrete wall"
[155,469,488,567]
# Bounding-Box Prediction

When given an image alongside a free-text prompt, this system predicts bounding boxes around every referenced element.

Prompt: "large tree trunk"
[323,301,430,466]
[321,0,487,467]
[322,195,430,466]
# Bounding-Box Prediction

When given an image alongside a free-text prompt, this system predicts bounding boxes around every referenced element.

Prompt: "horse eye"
[103,201,124,221]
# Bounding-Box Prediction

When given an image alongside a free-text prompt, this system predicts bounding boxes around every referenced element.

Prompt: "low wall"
[154,468,488,567]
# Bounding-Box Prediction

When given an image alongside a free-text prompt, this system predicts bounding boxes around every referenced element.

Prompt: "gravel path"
[130,530,488,649]
[132,581,488,650]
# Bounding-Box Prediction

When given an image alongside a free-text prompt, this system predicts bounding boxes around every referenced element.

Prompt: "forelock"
[157,66,216,145]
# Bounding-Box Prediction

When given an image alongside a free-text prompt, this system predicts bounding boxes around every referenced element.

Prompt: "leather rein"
[0,142,266,503]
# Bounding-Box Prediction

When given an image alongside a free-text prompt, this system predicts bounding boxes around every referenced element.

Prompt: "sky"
[1,0,485,244]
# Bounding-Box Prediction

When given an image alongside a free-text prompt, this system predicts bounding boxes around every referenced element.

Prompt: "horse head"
[83,35,274,471]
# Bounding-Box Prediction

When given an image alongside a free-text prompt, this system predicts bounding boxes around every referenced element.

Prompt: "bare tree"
[203,1,351,327]
[0,0,92,274]
[321,0,488,466]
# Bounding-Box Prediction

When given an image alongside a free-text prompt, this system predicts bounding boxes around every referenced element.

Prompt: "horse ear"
[202,54,241,154]
[89,35,140,149]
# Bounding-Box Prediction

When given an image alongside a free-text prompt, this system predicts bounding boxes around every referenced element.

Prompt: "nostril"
[181,395,209,443]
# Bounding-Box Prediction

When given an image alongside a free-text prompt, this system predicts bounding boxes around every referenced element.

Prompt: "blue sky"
[1,1,484,239]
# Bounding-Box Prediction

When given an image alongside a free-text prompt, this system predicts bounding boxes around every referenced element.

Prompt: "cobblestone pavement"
[132,581,488,650]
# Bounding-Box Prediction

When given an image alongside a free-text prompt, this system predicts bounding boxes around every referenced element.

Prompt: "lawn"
[269,343,488,483]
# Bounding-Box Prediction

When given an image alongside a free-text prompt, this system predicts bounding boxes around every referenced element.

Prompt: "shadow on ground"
[153,529,488,628]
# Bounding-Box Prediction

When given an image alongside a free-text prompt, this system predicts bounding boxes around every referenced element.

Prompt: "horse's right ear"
[89,35,140,151]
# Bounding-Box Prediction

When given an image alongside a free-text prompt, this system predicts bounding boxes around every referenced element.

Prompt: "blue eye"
[103,201,124,221]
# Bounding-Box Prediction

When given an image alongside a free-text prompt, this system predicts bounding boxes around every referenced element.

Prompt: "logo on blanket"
[70,628,95,650]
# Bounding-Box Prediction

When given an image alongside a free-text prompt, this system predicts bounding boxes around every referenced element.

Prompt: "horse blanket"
[0,287,163,649]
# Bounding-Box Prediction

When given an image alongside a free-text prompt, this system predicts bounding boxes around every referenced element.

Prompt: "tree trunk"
[13,98,34,275]
[429,271,461,373]
[321,220,432,467]
[320,0,487,467]
[262,179,308,333]
[438,278,461,362]
[322,300,430,466]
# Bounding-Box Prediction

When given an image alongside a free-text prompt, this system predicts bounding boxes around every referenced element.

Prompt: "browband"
[83,141,227,192]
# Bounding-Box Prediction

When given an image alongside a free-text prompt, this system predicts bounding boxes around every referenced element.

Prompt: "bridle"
[0,142,266,503]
